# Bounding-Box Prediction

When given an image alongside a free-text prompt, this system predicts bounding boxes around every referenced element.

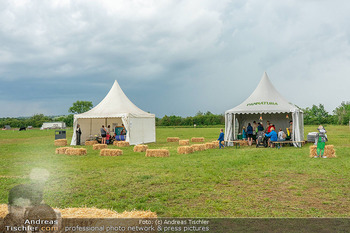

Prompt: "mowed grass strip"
[0,126,349,217]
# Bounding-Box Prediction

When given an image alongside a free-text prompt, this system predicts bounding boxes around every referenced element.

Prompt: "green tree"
[303,104,332,125]
[69,101,93,114]
[333,101,350,125]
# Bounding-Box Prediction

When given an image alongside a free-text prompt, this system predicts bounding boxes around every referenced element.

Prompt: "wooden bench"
[271,141,306,148]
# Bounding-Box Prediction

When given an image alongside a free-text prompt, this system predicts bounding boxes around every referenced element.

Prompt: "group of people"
[75,124,127,145]
[240,120,293,147]
[217,120,294,148]
[100,124,126,144]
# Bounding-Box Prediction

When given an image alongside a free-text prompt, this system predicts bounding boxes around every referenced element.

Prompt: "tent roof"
[75,80,154,119]
[226,72,300,114]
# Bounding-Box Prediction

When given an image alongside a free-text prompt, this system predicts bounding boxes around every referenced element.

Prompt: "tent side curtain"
[129,117,156,145]
[224,113,233,146]
[292,111,304,147]
[70,117,78,145]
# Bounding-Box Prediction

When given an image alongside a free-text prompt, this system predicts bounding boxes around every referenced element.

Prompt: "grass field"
[0,125,349,217]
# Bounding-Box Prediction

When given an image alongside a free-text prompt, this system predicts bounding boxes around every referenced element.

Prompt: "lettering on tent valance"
[247,102,278,106]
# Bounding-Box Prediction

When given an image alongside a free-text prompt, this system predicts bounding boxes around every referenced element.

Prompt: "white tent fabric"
[225,72,304,147]
[70,80,155,146]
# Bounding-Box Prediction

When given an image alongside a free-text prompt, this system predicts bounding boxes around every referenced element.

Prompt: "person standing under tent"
[218,129,225,149]
[315,125,328,158]
[76,124,82,145]
[100,125,107,144]
[247,123,254,146]
[253,121,258,136]
[107,125,111,134]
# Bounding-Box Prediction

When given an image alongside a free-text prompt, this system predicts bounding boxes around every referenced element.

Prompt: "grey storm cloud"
[0,0,350,117]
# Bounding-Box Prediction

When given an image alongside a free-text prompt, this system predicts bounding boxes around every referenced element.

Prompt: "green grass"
[0,125,349,217]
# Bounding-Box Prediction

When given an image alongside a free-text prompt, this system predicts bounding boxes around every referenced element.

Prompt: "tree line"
[1,101,350,128]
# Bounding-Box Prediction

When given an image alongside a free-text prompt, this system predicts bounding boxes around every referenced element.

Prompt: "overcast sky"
[1,0,349,117]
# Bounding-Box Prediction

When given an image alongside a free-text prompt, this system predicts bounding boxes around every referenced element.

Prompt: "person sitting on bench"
[265,127,277,148]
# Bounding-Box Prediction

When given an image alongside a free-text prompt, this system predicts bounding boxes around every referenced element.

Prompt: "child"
[218,129,224,149]
[106,132,110,144]
[242,127,247,140]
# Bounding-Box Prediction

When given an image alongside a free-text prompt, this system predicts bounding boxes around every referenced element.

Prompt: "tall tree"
[69,101,93,114]
[333,101,350,125]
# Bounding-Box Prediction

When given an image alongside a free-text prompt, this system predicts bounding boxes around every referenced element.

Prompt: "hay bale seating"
[167,137,180,142]
[205,142,216,149]
[93,144,108,150]
[146,149,170,157]
[177,146,194,154]
[85,140,98,146]
[309,145,336,158]
[0,204,157,219]
[239,140,249,146]
[113,141,130,147]
[56,207,157,218]
[54,139,67,146]
[133,145,149,152]
[65,148,87,156]
[179,140,189,146]
[211,141,220,148]
[55,147,72,154]
[191,137,205,142]
[191,144,206,152]
[100,149,123,156]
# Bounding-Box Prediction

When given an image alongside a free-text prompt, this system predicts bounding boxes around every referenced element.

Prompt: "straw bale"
[93,144,107,150]
[145,149,170,157]
[0,204,7,218]
[179,140,189,146]
[55,147,72,154]
[309,145,336,158]
[177,146,193,154]
[205,142,215,149]
[191,144,206,152]
[55,207,157,218]
[85,140,98,146]
[54,139,67,146]
[133,145,149,152]
[239,140,248,146]
[191,137,205,142]
[309,145,317,157]
[167,137,180,142]
[325,145,336,158]
[65,148,87,156]
[114,141,130,147]
[100,149,123,156]
[211,141,220,148]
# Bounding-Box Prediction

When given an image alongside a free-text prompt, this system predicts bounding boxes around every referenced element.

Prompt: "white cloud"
[0,0,349,117]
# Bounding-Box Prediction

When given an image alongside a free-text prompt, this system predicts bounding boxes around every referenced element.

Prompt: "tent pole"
[233,114,236,140]
[90,119,92,136]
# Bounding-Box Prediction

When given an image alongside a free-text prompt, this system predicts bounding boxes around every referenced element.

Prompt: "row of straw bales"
[177,141,219,154]
[167,137,205,144]
[55,147,87,156]
[0,204,156,218]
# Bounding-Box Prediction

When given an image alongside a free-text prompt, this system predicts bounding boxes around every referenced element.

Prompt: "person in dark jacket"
[218,129,225,149]
[76,124,82,145]
[247,123,253,146]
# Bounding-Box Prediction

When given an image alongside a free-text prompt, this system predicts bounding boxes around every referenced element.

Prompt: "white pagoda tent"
[70,80,156,145]
[225,72,304,147]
